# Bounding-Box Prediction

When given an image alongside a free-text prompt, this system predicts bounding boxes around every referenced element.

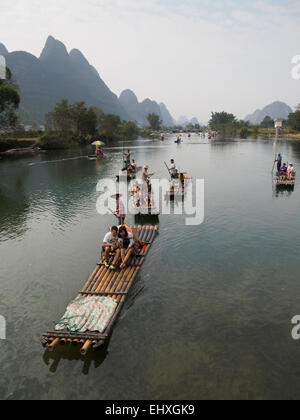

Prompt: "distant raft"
[42,225,159,355]
[169,174,191,198]
[129,182,160,216]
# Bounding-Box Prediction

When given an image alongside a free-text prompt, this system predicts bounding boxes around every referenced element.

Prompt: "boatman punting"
[124,149,131,164]
[142,165,155,183]
[167,159,176,179]
[112,193,126,225]
[175,134,182,144]
[275,153,282,173]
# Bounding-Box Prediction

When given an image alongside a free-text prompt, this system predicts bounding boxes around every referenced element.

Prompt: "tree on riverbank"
[260,116,274,128]
[45,100,98,138]
[98,114,139,141]
[42,99,140,149]
[209,111,237,134]
[287,106,300,132]
[0,68,20,130]
[147,113,162,131]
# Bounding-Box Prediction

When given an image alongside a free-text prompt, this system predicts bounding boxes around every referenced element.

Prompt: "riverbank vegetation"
[41,99,140,149]
[208,107,300,139]
[0,68,20,131]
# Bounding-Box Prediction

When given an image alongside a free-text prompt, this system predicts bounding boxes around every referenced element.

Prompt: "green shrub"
[40,133,70,150]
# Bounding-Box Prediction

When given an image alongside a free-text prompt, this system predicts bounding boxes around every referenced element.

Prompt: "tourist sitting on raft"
[102,225,146,271]
[171,170,187,190]
[118,224,146,250]
[118,226,135,270]
[122,160,136,176]
[127,163,134,175]
[96,146,102,156]
[172,169,179,179]
[102,226,122,270]
[279,163,288,180]
[122,161,129,171]
[131,159,137,173]
[287,163,296,180]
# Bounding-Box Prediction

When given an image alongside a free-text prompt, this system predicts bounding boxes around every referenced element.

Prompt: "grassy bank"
[284,133,300,139]
[246,128,300,139]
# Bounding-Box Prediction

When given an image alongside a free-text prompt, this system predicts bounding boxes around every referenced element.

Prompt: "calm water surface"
[1,135,300,400]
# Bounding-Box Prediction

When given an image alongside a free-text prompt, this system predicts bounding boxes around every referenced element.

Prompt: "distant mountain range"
[176,116,200,127]
[119,89,174,127]
[0,36,174,126]
[245,101,293,125]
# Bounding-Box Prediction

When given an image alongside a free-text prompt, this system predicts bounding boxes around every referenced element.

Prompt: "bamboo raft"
[130,183,160,216]
[42,225,159,355]
[116,167,143,183]
[276,179,296,186]
[169,177,191,198]
[275,171,296,186]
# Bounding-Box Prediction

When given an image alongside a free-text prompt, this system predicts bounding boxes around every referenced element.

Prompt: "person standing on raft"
[168,159,176,179]
[112,193,126,225]
[275,153,282,174]
[124,150,131,164]
[142,166,154,183]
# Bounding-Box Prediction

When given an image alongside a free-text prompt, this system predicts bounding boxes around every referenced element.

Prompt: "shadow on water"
[134,215,160,225]
[273,184,295,198]
[0,165,31,241]
[42,339,110,375]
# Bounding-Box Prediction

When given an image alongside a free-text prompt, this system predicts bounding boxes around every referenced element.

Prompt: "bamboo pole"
[103,269,121,294]
[94,267,116,294]
[81,264,101,292]
[83,256,113,294]
[112,266,135,300]
[48,338,60,352]
[86,262,112,295]
[81,340,92,355]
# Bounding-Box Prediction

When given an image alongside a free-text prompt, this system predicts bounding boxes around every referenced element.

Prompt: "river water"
[1,134,300,400]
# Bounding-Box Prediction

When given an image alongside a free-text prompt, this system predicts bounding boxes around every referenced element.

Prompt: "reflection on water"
[43,341,109,376]
[0,165,30,241]
[1,136,300,400]
[273,185,295,198]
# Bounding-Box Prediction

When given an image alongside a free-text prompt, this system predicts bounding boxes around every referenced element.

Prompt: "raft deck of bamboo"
[130,192,160,216]
[276,179,296,186]
[42,225,159,355]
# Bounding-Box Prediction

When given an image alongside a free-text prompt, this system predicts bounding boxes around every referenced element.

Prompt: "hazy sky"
[1,0,300,123]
